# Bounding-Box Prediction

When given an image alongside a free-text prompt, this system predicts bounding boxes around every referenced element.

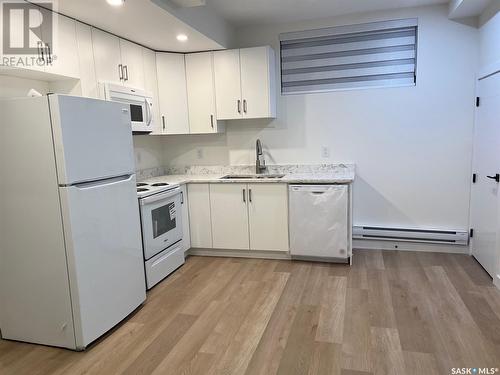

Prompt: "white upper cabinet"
[92,28,122,85]
[185,52,222,134]
[119,39,145,89]
[240,47,276,119]
[142,48,161,134]
[214,46,276,120]
[156,52,190,135]
[75,23,97,98]
[42,12,80,79]
[213,49,241,120]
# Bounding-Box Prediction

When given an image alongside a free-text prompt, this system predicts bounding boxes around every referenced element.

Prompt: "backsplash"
[135,166,168,180]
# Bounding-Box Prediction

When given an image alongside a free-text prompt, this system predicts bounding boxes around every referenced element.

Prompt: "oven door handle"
[140,187,181,205]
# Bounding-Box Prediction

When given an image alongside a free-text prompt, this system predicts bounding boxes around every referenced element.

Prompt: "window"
[280,18,418,94]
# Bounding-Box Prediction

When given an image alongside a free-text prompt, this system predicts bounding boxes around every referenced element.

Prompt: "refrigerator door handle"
[70,174,134,189]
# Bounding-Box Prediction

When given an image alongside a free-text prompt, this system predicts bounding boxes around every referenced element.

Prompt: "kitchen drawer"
[144,243,184,289]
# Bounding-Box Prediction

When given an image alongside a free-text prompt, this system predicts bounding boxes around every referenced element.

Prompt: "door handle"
[248,188,252,202]
[37,41,44,63]
[237,99,241,114]
[46,43,52,64]
[210,114,214,129]
[242,188,246,203]
[486,174,500,183]
[243,99,247,114]
[123,65,129,81]
[118,64,123,80]
[162,115,166,132]
[180,191,184,204]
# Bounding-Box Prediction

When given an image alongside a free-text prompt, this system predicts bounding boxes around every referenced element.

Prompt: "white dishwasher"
[289,185,349,261]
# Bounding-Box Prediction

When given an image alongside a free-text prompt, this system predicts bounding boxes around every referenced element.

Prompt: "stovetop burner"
[137,188,149,192]
[137,183,148,187]
[151,183,169,186]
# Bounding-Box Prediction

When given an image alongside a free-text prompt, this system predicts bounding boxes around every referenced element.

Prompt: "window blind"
[279,18,418,94]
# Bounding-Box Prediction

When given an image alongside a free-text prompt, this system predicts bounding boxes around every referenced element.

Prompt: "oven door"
[140,187,183,260]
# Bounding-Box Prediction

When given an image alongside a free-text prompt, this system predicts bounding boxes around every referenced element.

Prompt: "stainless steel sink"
[220,174,285,180]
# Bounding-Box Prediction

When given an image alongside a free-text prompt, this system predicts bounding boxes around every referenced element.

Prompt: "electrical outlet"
[196,148,203,159]
[321,146,330,158]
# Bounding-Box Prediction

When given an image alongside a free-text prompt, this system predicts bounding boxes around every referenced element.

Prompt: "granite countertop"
[139,164,355,185]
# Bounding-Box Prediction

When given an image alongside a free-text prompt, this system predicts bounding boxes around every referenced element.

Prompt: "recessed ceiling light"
[176,34,188,42]
[106,0,125,6]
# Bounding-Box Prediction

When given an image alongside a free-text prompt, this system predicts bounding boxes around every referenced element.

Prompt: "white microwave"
[101,82,154,133]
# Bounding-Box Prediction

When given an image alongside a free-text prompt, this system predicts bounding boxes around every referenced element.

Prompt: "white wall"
[479,3,500,70]
[162,4,479,230]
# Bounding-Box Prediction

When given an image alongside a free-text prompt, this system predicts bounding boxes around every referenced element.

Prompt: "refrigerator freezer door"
[59,174,146,349]
[49,95,135,185]
[289,185,349,259]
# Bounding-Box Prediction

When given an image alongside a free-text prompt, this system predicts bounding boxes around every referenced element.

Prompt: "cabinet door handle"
[248,188,252,202]
[37,41,44,63]
[123,65,129,81]
[237,99,241,114]
[243,99,247,114]
[210,114,214,129]
[45,43,52,64]
[118,64,123,80]
[162,115,166,132]
[180,191,184,204]
[242,188,246,203]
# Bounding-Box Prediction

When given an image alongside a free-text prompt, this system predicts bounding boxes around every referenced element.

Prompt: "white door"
[49,95,134,185]
[186,52,218,134]
[214,49,242,120]
[92,28,122,84]
[43,11,80,78]
[156,53,190,134]
[188,184,212,248]
[470,72,500,277]
[59,174,146,348]
[120,39,145,89]
[240,46,273,119]
[75,23,98,98]
[248,183,289,252]
[210,183,250,250]
[142,48,161,133]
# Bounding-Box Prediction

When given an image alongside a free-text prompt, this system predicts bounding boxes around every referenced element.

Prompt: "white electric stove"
[136,180,185,289]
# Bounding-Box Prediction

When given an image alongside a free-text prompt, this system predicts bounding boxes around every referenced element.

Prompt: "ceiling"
[55,0,223,52]
[207,0,448,27]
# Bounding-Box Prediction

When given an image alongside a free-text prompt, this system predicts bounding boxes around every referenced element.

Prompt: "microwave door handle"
[145,98,152,126]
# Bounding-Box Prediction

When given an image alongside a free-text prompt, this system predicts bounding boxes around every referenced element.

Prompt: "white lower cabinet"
[210,184,250,250]
[180,185,191,253]
[247,184,288,252]
[188,182,289,253]
[187,184,212,248]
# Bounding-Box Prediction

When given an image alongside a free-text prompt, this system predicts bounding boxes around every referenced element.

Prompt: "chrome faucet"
[256,139,267,174]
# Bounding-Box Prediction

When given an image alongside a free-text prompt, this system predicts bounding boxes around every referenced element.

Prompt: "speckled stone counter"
[138,164,355,185]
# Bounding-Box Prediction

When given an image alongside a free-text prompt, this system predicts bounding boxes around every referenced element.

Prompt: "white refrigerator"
[0,95,146,350]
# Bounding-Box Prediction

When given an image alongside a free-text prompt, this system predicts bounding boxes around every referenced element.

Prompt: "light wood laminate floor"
[1,250,500,375]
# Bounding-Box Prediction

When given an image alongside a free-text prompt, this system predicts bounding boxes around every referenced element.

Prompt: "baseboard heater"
[353,226,469,245]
